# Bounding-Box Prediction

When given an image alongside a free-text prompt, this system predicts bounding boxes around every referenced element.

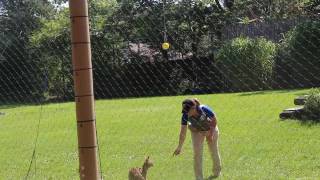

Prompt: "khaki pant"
[191,126,221,180]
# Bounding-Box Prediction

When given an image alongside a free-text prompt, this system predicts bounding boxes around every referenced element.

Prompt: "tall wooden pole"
[68,1,100,179]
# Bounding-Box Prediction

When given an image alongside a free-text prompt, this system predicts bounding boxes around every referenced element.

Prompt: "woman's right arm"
[173,125,187,156]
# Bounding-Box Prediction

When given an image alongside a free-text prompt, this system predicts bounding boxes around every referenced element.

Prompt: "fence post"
[68,0,100,179]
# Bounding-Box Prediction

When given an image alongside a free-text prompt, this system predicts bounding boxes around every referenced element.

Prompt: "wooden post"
[68,1,100,179]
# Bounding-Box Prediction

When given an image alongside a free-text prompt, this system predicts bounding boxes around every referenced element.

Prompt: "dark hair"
[182,98,201,113]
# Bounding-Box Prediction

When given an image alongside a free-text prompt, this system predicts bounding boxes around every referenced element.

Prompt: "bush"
[303,88,320,121]
[274,21,320,89]
[216,36,276,92]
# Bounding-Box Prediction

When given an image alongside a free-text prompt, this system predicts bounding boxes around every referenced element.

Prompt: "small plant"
[303,88,320,121]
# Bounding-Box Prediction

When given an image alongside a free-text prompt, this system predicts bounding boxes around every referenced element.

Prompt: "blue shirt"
[181,105,215,125]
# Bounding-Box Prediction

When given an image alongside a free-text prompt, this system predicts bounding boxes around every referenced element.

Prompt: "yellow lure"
[162,42,170,50]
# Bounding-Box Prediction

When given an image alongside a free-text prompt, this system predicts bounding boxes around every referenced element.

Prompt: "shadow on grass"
[280,118,320,127]
[299,120,320,127]
[238,88,312,97]
[238,89,292,96]
[0,103,25,110]
[294,92,309,96]
[238,91,267,96]
[0,101,49,109]
[0,98,74,110]
[205,175,219,180]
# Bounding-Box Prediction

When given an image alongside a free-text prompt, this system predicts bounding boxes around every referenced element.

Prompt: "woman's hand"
[173,147,182,156]
[205,128,215,141]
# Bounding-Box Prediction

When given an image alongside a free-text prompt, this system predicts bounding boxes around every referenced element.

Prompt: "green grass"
[1,89,320,179]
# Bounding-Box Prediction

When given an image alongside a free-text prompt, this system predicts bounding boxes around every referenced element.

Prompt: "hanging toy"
[161,31,170,50]
[162,42,170,50]
[161,0,170,50]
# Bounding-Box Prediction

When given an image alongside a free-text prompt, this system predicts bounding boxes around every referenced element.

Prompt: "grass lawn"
[0,89,320,179]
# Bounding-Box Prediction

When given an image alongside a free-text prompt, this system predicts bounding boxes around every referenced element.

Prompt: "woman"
[173,98,221,180]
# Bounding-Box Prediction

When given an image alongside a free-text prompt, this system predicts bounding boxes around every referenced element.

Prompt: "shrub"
[303,88,320,121]
[274,21,320,89]
[216,36,276,92]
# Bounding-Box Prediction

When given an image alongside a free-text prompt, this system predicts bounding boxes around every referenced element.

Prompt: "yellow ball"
[162,42,170,50]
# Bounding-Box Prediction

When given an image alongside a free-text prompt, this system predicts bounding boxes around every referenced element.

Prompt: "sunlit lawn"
[0,89,320,179]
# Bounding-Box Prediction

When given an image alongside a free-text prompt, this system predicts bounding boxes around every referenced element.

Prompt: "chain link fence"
[0,0,319,179]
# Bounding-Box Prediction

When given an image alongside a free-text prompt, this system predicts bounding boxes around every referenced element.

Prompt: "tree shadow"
[0,98,74,110]
[279,118,320,127]
[299,119,320,127]
[205,175,219,180]
[294,92,309,96]
[0,103,25,110]
[238,88,312,96]
[238,89,292,96]
[238,91,267,96]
